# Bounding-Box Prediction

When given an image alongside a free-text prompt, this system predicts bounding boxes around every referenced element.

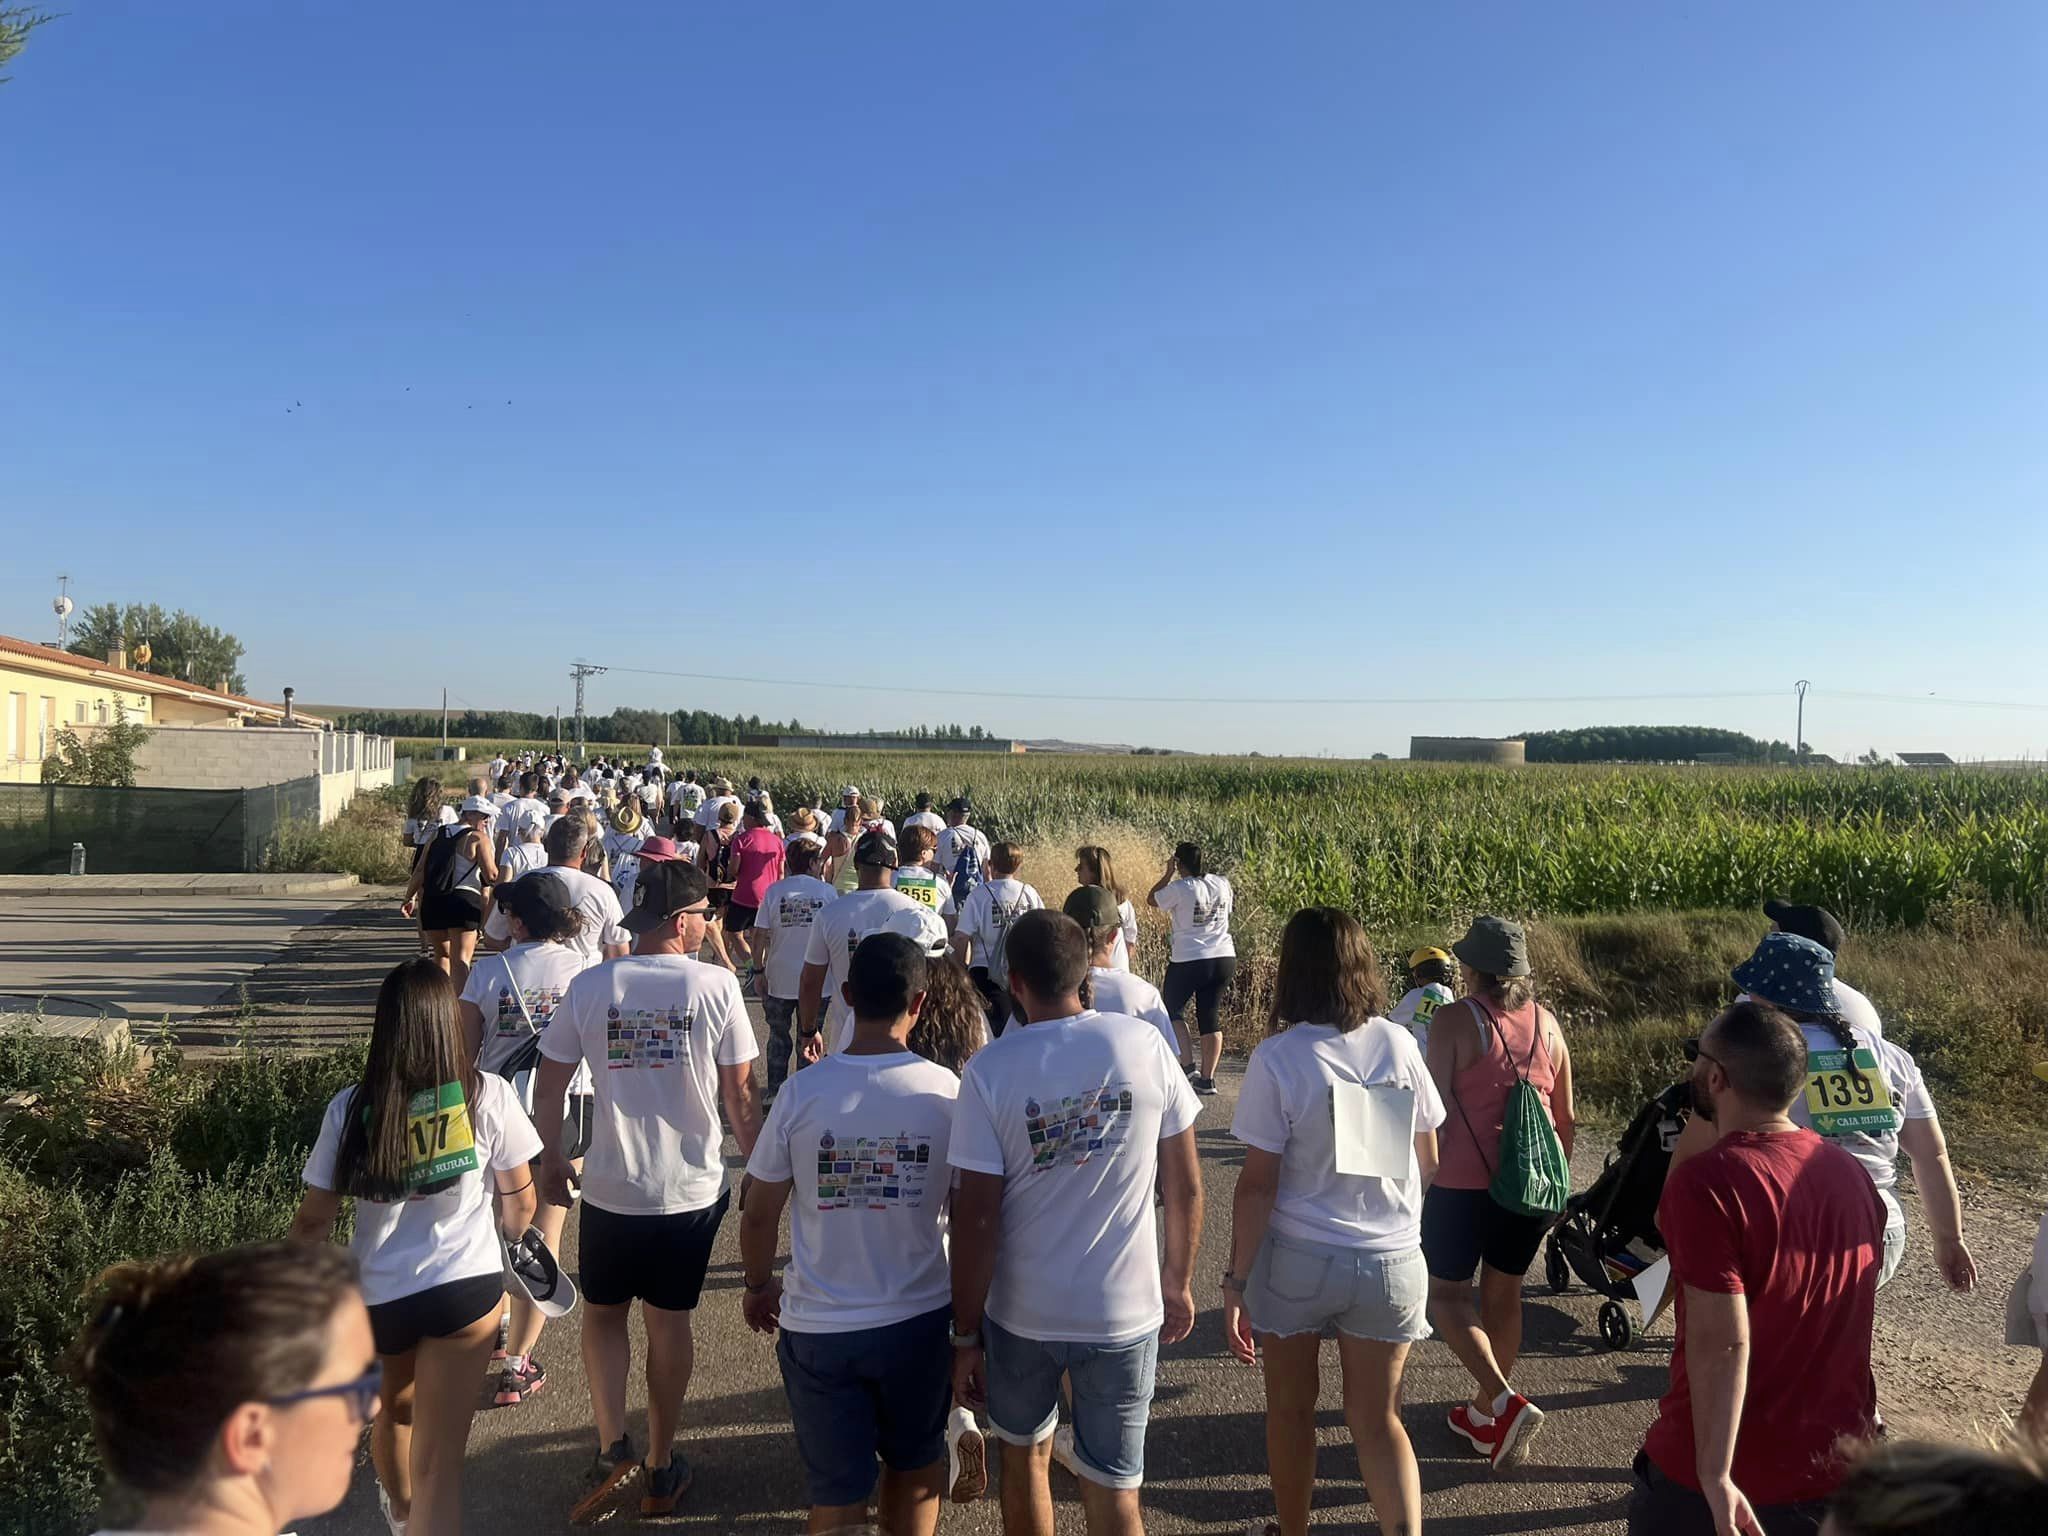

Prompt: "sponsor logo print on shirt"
[814,1128,936,1210]
[1023,1085,1136,1171]
[493,986,566,1037]
[605,1004,693,1070]
[779,897,825,927]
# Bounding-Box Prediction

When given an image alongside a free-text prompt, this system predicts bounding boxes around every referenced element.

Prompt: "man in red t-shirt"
[1630,1000,1884,1536]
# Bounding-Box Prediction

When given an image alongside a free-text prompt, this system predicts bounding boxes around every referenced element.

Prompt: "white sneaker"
[946,1405,987,1502]
[1050,1423,1083,1479]
[377,1483,407,1536]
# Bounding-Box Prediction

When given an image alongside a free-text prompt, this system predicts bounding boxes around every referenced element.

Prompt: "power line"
[586,663,1783,709]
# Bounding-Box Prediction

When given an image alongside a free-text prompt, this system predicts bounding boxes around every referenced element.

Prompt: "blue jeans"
[777,1306,953,1507]
[983,1317,1157,1490]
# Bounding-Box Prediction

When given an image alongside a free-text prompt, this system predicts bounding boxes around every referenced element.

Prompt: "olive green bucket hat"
[1453,914,1531,978]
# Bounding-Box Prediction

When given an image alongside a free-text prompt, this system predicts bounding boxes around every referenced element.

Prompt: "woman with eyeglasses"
[68,1241,376,1536]
[291,958,543,1536]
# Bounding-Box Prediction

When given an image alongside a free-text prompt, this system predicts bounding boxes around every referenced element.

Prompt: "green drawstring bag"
[1459,999,1571,1219]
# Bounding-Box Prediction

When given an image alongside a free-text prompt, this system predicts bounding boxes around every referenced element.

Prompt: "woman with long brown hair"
[68,1242,374,1536]
[1224,907,1443,1536]
[1073,845,1139,972]
[291,959,542,1536]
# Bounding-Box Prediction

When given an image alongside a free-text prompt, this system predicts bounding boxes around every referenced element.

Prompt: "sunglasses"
[269,1362,382,1423]
[1682,1037,1724,1070]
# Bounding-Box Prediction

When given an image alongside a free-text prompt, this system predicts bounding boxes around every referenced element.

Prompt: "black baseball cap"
[854,828,900,868]
[623,859,712,934]
[502,871,576,935]
[945,796,972,814]
[1763,899,1846,956]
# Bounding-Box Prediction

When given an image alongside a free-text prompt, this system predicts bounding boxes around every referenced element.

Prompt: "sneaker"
[947,1406,987,1503]
[1194,1075,1219,1096]
[377,1483,407,1536]
[1049,1423,1083,1479]
[492,1355,546,1408]
[1446,1402,1493,1454]
[1467,1394,1545,1469]
[1243,1522,1283,1536]
[569,1436,641,1525]
[490,1311,511,1364]
[1183,1059,1199,1077]
[639,1454,693,1516]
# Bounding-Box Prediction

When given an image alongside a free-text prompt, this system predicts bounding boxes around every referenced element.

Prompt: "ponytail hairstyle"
[908,955,986,1076]
[1173,841,1204,878]
[334,959,478,1201]
[406,777,443,823]
[1785,1006,1872,1094]
[69,1241,360,1496]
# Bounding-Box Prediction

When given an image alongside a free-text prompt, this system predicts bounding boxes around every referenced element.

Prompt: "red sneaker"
[1468,1394,1544,1469]
[1447,1403,1492,1453]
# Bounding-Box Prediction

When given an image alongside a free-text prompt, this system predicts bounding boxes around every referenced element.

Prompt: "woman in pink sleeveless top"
[1420,915,1576,1471]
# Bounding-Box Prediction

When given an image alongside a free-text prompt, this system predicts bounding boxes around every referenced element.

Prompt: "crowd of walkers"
[59,749,2048,1536]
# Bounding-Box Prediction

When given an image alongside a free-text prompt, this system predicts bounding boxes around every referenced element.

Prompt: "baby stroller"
[1542,1079,1692,1349]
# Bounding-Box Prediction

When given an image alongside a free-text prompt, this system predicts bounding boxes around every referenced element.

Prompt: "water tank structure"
[1409,736,1526,765]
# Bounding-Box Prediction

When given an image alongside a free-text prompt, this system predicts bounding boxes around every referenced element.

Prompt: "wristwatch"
[949,1325,983,1348]
[1219,1273,1247,1294]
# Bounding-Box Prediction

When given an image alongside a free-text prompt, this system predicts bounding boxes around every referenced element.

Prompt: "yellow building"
[0,631,325,785]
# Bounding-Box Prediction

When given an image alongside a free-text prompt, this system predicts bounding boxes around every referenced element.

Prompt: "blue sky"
[4,2,2044,758]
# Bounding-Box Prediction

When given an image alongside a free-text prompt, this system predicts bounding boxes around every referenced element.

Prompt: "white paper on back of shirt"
[1632,1255,1671,1320]
[1331,1082,1414,1179]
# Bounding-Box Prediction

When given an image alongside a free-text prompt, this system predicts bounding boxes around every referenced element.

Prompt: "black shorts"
[579,1191,729,1311]
[726,902,759,932]
[1420,1185,1551,1283]
[419,890,484,933]
[367,1272,505,1356]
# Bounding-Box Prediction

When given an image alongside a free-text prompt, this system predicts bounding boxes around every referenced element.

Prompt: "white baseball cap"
[840,784,861,800]
[459,796,494,817]
[880,904,951,959]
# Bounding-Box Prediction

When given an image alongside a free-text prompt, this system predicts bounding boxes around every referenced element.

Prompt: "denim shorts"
[983,1317,1157,1490]
[777,1305,954,1508]
[1245,1232,1430,1343]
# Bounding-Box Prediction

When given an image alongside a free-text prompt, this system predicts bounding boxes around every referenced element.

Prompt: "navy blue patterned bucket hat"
[1732,931,1836,1014]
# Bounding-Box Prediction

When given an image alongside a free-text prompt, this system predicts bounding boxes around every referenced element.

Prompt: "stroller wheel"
[1544,1239,1570,1296]
[1598,1299,1639,1351]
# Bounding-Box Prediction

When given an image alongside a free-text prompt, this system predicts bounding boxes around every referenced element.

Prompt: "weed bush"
[0,1030,365,1535]
[265,793,412,885]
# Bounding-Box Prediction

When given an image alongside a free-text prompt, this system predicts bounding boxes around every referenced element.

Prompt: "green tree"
[0,7,52,83]
[67,603,250,695]
[41,702,152,787]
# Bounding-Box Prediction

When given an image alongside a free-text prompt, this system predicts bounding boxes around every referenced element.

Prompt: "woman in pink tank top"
[1418,916,1576,1470]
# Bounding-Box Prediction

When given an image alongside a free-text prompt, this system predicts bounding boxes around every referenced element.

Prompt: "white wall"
[131,727,395,823]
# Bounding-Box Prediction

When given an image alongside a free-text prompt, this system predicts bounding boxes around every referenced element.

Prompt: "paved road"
[305,1038,1662,1536]
[0,892,401,1026]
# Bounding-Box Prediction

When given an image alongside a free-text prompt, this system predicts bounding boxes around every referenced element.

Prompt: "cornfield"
[411,746,2048,934]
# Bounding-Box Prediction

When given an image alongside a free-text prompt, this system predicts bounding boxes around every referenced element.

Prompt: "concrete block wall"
[129,726,320,790]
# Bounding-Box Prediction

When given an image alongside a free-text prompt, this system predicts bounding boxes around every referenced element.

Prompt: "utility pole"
[570,662,606,761]
[440,687,449,756]
[1794,680,1810,762]
[553,708,561,750]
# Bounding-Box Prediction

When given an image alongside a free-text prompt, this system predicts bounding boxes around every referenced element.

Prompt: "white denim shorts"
[1245,1232,1429,1344]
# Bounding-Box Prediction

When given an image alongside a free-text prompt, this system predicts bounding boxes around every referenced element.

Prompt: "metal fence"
[0,779,322,874]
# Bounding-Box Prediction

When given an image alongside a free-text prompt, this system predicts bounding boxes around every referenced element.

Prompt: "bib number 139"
[1803,1048,1897,1137]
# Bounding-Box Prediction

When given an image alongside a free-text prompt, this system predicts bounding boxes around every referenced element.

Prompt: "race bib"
[898,873,941,908]
[1803,1048,1898,1137]
[402,1083,479,1190]
[1411,995,1442,1027]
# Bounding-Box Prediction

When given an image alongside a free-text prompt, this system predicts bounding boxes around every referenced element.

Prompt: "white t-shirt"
[892,864,958,918]
[752,873,836,1001]
[803,887,929,1052]
[828,808,897,842]
[745,1051,960,1333]
[903,810,947,837]
[1231,1020,1447,1253]
[500,796,549,839]
[460,942,592,1079]
[483,866,627,962]
[1787,1020,1934,1221]
[1105,898,1140,972]
[948,1010,1202,1344]
[538,955,758,1215]
[1087,967,1173,1052]
[955,877,1043,984]
[488,756,508,781]
[601,829,646,905]
[934,825,991,893]
[302,1072,541,1307]
[405,804,458,847]
[695,794,740,831]
[1833,977,1885,1041]
[1388,983,1454,1052]
[500,839,549,881]
[563,783,595,804]
[1154,874,1235,962]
